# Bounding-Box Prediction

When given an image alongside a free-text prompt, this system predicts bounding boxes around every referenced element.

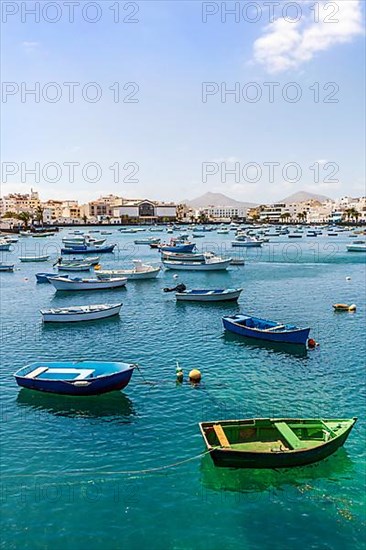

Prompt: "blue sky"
[1,0,365,204]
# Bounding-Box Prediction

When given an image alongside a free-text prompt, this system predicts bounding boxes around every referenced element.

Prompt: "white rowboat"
[41,303,122,322]
[176,288,242,302]
[48,276,127,291]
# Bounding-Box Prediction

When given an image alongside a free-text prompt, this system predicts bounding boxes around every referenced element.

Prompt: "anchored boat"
[19,255,50,262]
[223,314,310,345]
[41,303,122,322]
[61,244,115,254]
[176,288,242,302]
[199,417,357,468]
[48,276,127,291]
[97,260,160,280]
[14,361,135,395]
[163,256,231,271]
[0,264,14,272]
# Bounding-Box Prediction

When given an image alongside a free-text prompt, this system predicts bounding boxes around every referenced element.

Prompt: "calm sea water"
[1,228,365,550]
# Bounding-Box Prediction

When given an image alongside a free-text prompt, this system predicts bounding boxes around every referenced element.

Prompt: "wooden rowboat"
[199,417,357,468]
[333,303,356,312]
[176,288,242,302]
[222,314,310,345]
[41,303,122,322]
[14,361,135,395]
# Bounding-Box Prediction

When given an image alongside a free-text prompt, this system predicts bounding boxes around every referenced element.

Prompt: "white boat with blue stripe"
[176,288,243,302]
[41,303,122,322]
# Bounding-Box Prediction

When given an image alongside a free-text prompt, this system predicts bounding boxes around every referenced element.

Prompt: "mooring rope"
[2,449,214,480]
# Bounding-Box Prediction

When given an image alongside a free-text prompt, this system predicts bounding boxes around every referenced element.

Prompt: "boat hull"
[0,265,14,272]
[19,256,49,262]
[41,304,122,322]
[231,241,262,247]
[49,277,127,290]
[97,267,160,280]
[160,244,195,253]
[14,362,134,396]
[61,245,115,254]
[223,316,310,345]
[200,418,357,469]
[176,289,242,302]
[163,259,231,271]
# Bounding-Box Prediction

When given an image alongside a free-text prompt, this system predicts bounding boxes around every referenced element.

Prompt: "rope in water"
[2,449,214,479]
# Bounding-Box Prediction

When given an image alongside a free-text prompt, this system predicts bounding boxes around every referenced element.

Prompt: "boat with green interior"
[199,417,357,468]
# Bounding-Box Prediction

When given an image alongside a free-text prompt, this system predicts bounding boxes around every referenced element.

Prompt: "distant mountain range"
[182,190,331,208]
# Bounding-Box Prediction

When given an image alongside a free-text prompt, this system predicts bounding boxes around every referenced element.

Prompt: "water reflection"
[16,388,135,421]
[200,448,354,494]
[223,331,309,358]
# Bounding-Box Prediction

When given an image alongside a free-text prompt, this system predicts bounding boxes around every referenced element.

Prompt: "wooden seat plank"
[213,424,230,447]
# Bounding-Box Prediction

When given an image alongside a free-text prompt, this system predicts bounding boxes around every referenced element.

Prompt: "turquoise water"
[1,228,365,550]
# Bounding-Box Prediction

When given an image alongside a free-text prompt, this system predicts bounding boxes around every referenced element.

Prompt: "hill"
[279,191,331,204]
[182,192,257,208]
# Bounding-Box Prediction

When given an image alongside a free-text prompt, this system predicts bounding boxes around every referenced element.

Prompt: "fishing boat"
[161,251,206,262]
[333,303,356,312]
[199,417,357,468]
[192,232,206,238]
[36,273,67,284]
[61,244,116,254]
[0,264,14,272]
[160,243,196,253]
[163,256,231,271]
[19,255,49,262]
[58,263,92,272]
[3,235,18,243]
[347,243,366,252]
[176,288,242,302]
[14,361,135,395]
[48,276,127,291]
[134,238,160,245]
[222,314,310,345]
[288,234,303,239]
[31,231,56,238]
[101,231,113,235]
[230,258,245,266]
[60,256,100,265]
[0,240,12,251]
[97,260,160,280]
[41,303,122,322]
[19,230,32,237]
[232,237,262,248]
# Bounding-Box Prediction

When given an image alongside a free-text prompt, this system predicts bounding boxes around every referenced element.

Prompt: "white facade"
[201,206,248,220]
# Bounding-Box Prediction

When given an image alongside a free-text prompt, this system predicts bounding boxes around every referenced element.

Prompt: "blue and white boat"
[0,240,12,251]
[48,276,127,291]
[160,243,196,253]
[222,314,311,345]
[58,262,92,272]
[163,256,231,271]
[176,288,242,302]
[14,361,135,395]
[41,303,122,322]
[61,244,115,254]
[59,256,100,265]
[19,255,50,262]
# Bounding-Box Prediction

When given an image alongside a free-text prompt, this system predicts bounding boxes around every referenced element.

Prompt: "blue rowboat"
[222,314,310,345]
[14,361,136,395]
[160,243,196,253]
[61,244,115,254]
[36,273,68,284]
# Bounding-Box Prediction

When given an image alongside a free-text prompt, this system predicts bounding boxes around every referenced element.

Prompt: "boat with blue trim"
[222,314,310,345]
[14,361,135,395]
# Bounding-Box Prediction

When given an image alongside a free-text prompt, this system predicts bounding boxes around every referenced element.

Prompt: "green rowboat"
[199,417,357,469]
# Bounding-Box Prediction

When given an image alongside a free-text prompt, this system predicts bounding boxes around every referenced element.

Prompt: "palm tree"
[35,205,44,226]
[16,211,32,229]
[82,214,88,224]
[282,212,291,223]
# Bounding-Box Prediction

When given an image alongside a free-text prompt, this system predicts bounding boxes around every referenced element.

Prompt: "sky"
[1,0,365,204]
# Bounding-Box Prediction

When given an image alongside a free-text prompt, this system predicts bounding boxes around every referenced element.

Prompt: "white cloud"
[253,1,364,74]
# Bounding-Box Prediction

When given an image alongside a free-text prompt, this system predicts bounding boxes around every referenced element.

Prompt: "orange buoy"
[308,338,317,349]
[189,369,201,383]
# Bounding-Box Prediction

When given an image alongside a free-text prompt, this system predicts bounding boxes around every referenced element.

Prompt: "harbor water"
[0,228,365,549]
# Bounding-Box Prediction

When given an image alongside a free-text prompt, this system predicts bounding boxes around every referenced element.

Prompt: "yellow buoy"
[348,304,357,312]
[189,369,202,383]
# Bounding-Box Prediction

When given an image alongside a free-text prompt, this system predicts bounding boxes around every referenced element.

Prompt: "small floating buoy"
[173,274,178,280]
[176,362,183,383]
[189,369,202,383]
[346,276,351,281]
[348,304,357,312]
[94,264,101,270]
[308,338,318,349]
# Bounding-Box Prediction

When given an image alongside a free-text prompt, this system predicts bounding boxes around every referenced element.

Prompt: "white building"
[200,205,248,221]
[113,199,176,222]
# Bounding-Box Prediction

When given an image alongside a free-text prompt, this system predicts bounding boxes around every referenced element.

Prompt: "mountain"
[182,192,257,208]
[279,191,331,204]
